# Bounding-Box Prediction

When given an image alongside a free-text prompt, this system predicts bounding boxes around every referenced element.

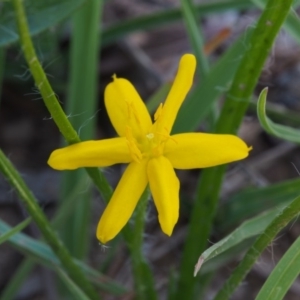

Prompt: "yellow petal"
[105,76,152,139]
[48,138,131,170]
[147,156,179,236]
[97,160,148,243]
[155,54,196,134]
[164,133,250,169]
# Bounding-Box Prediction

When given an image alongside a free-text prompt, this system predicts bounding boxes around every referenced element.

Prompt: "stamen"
[125,127,142,162]
[125,101,141,124]
[155,130,177,145]
[154,103,163,121]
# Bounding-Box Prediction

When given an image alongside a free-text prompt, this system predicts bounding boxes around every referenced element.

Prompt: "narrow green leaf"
[255,236,300,300]
[0,218,127,295]
[180,0,209,79]
[60,0,104,259]
[194,205,290,276]
[0,0,87,47]
[0,217,31,244]
[257,88,300,144]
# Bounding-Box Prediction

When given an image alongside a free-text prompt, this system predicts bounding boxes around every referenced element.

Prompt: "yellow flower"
[48,54,250,244]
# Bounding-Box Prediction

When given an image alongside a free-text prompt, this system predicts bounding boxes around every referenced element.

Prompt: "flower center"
[126,127,168,162]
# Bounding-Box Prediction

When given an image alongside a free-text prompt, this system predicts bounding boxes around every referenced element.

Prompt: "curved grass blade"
[257,88,300,144]
[255,236,300,300]
[248,99,300,127]
[214,193,300,300]
[194,204,291,276]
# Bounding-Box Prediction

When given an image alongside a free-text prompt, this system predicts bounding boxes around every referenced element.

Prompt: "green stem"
[214,194,300,299]
[175,0,293,299]
[13,0,79,144]
[121,188,157,300]
[0,149,99,300]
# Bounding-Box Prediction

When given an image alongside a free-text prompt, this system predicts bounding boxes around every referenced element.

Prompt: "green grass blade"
[0,259,35,300]
[195,204,291,276]
[102,0,254,46]
[60,0,103,259]
[217,178,300,230]
[0,0,88,47]
[257,88,300,144]
[214,194,300,300]
[175,1,293,299]
[255,236,300,300]
[0,217,31,244]
[180,0,209,79]
[67,0,102,140]
[0,218,127,295]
